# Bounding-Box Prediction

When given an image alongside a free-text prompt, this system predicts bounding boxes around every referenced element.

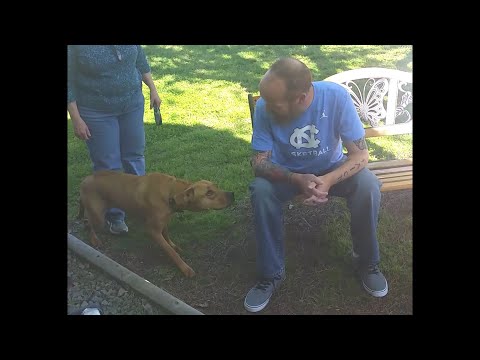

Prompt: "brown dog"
[77,170,234,278]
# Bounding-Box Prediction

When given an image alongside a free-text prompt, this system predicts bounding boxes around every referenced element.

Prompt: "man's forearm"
[324,151,368,186]
[251,150,294,183]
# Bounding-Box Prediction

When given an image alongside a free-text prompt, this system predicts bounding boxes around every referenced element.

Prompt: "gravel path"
[67,249,168,315]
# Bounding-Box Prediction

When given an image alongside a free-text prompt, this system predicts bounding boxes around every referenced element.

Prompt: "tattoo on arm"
[337,170,349,184]
[336,159,367,185]
[353,137,367,151]
[350,162,361,171]
[251,150,293,183]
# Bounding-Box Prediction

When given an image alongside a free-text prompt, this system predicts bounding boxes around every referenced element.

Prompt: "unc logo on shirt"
[290,124,320,149]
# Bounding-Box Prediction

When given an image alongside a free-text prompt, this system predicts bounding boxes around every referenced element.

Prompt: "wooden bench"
[247,67,412,192]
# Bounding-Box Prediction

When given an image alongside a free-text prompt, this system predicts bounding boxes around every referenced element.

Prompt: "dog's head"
[175,180,234,212]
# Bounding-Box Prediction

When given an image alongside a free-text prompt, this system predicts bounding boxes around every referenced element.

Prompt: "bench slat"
[367,159,412,170]
[380,175,412,183]
[380,180,412,192]
[377,171,411,179]
[371,166,412,175]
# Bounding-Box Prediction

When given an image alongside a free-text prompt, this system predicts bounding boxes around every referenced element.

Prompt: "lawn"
[68,45,412,314]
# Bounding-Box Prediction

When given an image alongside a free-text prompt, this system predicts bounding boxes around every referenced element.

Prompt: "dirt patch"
[70,190,412,315]
[380,190,413,219]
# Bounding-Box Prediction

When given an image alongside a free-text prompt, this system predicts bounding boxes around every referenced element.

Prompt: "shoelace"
[255,275,283,291]
[368,264,380,275]
[255,280,272,291]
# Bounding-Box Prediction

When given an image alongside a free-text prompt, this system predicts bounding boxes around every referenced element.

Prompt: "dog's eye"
[206,190,214,197]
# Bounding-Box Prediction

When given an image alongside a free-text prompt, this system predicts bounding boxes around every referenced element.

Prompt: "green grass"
[367,134,412,161]
[68,45,412,313]
[68,44,412,251]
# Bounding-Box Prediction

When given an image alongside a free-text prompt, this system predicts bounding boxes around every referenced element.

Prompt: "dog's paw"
[183,266,196,278]
[90,237,102,248]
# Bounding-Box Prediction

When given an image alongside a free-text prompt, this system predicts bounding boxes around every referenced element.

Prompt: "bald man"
[245,57,387,313]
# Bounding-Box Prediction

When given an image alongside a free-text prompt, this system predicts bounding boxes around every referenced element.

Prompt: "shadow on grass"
[367,140,398,161]
[144,45,412,94]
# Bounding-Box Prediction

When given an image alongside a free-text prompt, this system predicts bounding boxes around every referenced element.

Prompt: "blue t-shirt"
[252,81,365,174]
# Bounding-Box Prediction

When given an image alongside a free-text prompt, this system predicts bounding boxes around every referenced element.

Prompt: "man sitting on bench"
[245,57,388,313]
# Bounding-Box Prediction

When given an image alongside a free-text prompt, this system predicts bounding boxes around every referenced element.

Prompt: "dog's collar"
[169,197,183,213]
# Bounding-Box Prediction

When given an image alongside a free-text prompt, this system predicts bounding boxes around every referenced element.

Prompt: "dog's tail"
[77,197,85,220]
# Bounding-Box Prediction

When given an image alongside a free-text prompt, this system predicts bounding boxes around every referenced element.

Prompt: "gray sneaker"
[244,273,285,313]
[352,251,388,297]
[106,219,129,235]
[359,263,388,298]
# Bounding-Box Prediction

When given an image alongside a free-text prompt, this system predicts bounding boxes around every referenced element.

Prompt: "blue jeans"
[250,166,382,279]
[78,94,146,222]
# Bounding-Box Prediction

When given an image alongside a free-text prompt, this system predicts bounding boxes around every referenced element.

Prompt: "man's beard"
[272,108,302,125]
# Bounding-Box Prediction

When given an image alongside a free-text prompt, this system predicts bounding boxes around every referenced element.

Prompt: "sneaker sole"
[244,297,271,313]
[106,221,128,235]
[109,228,128,235]
[362,281,388,298]
[244,273,286,313]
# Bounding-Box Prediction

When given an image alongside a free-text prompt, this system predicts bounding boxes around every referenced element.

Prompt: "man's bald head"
[262,57,312,99]
[259,57,313,123]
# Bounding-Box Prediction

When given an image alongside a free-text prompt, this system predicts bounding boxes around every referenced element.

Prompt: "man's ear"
[183,187,195,203]
[298,92,307,104]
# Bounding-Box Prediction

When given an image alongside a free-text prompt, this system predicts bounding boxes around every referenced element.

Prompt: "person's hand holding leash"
[150,90,161,109]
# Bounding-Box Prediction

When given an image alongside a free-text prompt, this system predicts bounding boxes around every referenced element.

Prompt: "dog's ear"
[183,187,195,203]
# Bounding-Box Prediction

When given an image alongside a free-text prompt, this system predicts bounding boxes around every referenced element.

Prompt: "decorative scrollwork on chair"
[395,81,412,123]
[342,78,388,127]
